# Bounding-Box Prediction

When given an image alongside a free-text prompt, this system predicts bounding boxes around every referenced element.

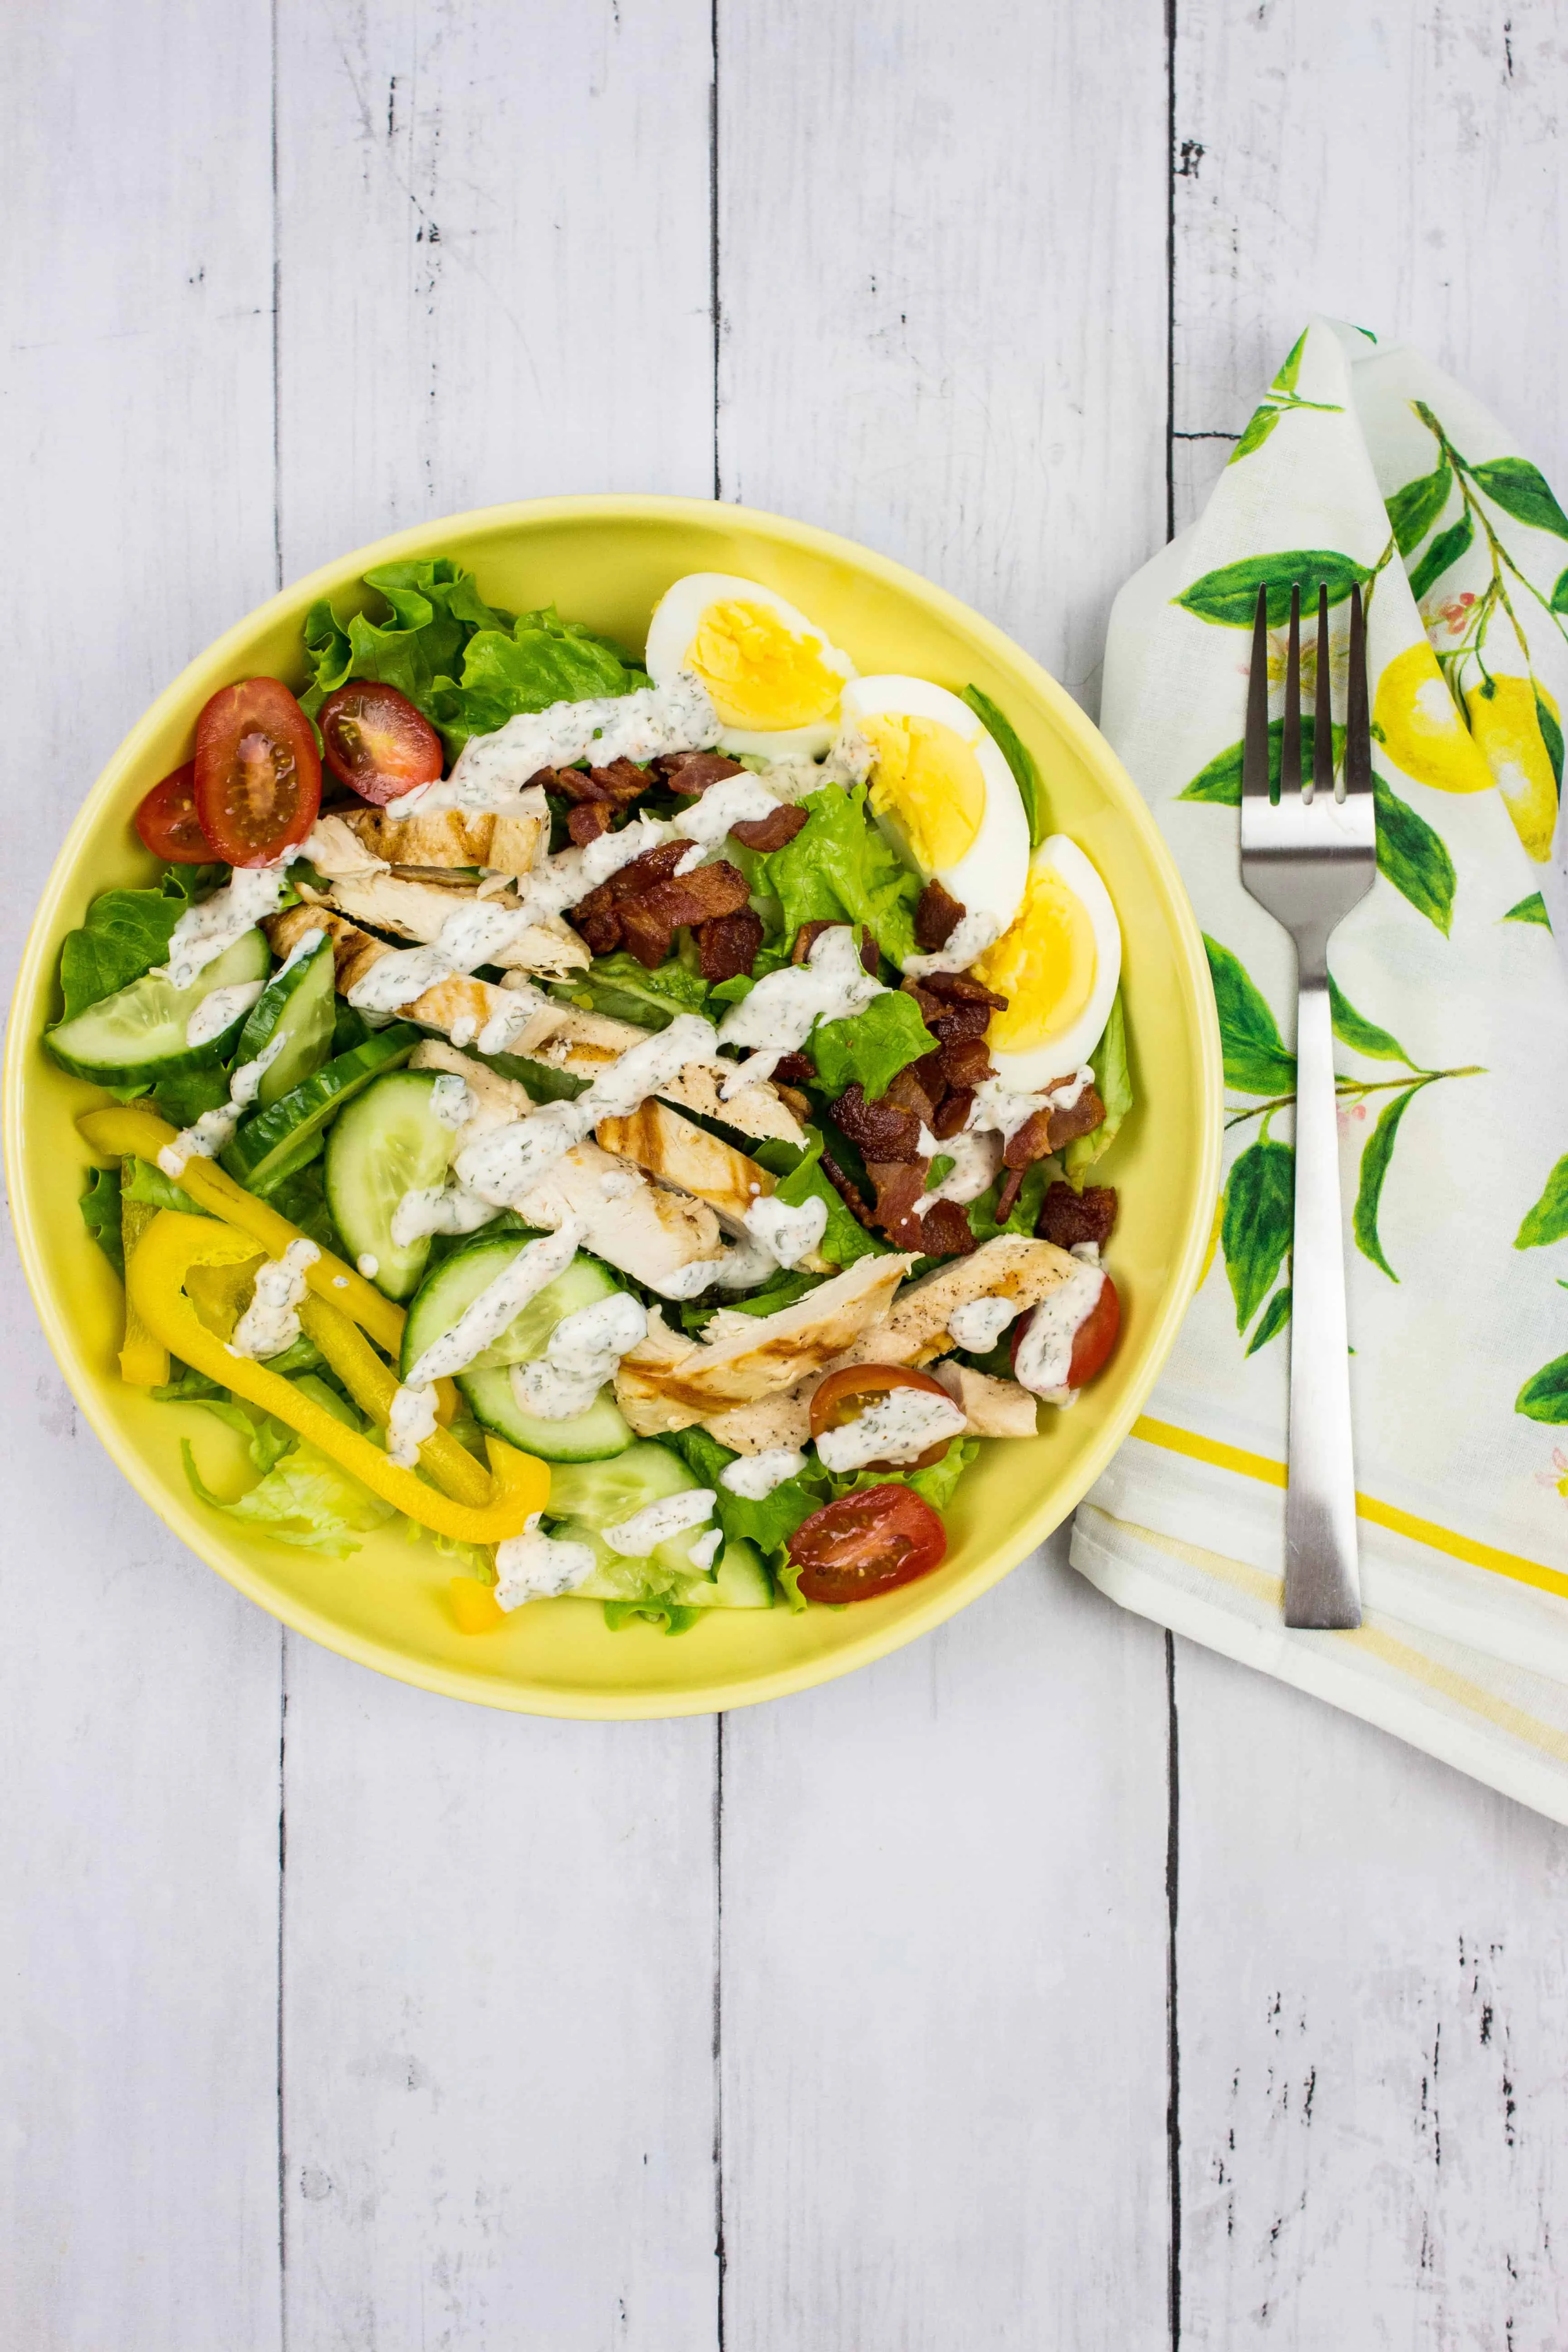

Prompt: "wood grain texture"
[716,0,1172,710]
[0,6,285,2348]
[279,1643,720,2352]
[274,0,718,581]
[720,1540,1172,2352]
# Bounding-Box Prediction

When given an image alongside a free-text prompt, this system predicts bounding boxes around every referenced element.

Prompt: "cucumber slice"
[236,931,337,1110]
[545,1438,715,1582]
[401,1234,637,1461]
[46,928,271,1086]
[564,1532,771,1607]
[459,1365,632,1461]
[323,1072,460,1302]
[221,1026,418,1192]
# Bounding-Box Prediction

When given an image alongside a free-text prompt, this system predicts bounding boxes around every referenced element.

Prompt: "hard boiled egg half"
[839,675,1030,940]
[970,836,1122,1088]
[645,573,856,757]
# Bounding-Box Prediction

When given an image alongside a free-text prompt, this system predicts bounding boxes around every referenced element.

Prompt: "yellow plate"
[4,496,1221,1718]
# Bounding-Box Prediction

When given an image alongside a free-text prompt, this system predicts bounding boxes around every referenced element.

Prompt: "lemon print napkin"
[1071,317,1568,1823]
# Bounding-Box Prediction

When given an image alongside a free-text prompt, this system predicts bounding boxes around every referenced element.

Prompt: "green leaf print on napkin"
[1246,1284,1293,1357]
[1328,976,1411,1063]
[1176,551,1370,629]
[1408,514,1475,604]
[1372,773,1456,935]
[1225,331,1345,467]
[1504,892,1551,926]
[1517,1357,1568,1425]
[1387,462,1454,556]
[1515,1157,1568,1250]
[1204,938,1297,1096]
[1467,458,1568,541]
[1222,1139,1295,1332]
[1552,567,1568,615]
[1352,1087,1421,1281]
[1180,716,1345,806]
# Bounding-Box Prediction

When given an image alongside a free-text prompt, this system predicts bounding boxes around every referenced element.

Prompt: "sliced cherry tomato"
[789,1484,948,1605]
[133,761,214,863]
[1011,1271,1121,1391]
[318,681,444,805]
[809,1362,957,1471]
[193,677,321,866]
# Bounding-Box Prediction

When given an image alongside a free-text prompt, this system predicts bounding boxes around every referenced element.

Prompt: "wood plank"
[271,7,723,2344]
[274,0,718,581]
[715,8,1173,2340]
[720,1542,1172,2351]
[715,0,1172,711]
[0,4,285,2346]
[1172,5,1568,2338]
[1176,1648,1568,2346]
[278,1643,720,2350]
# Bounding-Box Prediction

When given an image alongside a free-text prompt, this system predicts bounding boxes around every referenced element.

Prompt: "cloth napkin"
[1070,317,1568,1825]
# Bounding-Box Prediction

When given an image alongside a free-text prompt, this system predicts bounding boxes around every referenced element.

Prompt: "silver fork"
[1239,580,1376,1629]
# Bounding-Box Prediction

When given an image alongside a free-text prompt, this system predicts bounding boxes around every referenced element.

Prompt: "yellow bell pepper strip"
[448,1576,508,1634]
[127,1211,549,1543]
[77,1103,459,1423]
[118,1193,170,1387]
[295,1291,491,1508]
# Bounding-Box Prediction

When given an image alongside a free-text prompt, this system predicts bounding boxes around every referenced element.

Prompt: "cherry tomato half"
[788,1483,948,1605]
[133,760,214,863]
[809,1362,957,1471]
[1011,1271,1121,1391]
[193,677,322,866]
[318,681,443,805]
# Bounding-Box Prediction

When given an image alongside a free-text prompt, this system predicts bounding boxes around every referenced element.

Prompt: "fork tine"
[1343,582,1372,798]
[1242,583,1271,800]
[1281,583,1303,801]
[1313,582,1333,798]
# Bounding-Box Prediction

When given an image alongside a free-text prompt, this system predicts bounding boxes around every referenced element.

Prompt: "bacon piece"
[792,918,879,975]
[885,1065,938,1127]
[818,1148,877,1228]
[548,756,652,810]
[696,908,764,984]
[572,839,696,951]
[919,970,1007,1012]
[928,995,992,1044]
[617,859,754,969]
[935,1035,995,1092]
[1046,1084,1105,1153]
[771,1051,817,1086]
[729,802,808,853]
[1038,1182,1118,1250]
[567,800,613,845]
[864,1160,929,1247]
[994,1169,1025,1225]
[832,1083,924,1163]
[931,1087,974,1140]
[656,750,747,793]
[917,1198,977,1258]
[914,877,965,952]
[1000,1109,1053,1171]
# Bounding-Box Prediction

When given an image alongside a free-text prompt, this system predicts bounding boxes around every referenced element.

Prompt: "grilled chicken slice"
[299,813,389,878]
[512,999,807,1147]
[314,871,588,978]
[514,1143,727,1294]
[614,1253,915,1433]
[334,793,547,877]
[833,1235,1082,1369]
[595,1097,812,1245]
[702,1389,816,1455]
[264,907,582,1047]
[930,1360,1040,1437]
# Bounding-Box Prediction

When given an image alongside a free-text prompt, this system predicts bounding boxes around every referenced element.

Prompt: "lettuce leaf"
[147,1063,235,1129]
[1064,991,1132,1180]
[152,1361,227,1402]
[80,1165,124,1274]
[58,889,182,1021]
[549,950,709,1031]
[834,1436,980,1516]
[430,607,647,756]
[755,1129,887,1269]
[966,1157,1053,1247]
[263,1158,348,1255]
[760,784,922,966]
[181,1432,396,1557]
[122,1155,211,1215]
[680,1266,824,1335]
[602,1600,701,1636]
[808,988,936,1102]
[963,685,1046,848]
[666,1426,828,1581]
[300,558,511,722]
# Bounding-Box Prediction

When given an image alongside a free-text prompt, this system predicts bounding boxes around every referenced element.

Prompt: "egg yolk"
[863,715,984,873]
[973,869,1097,1051]
[687,599,843,731]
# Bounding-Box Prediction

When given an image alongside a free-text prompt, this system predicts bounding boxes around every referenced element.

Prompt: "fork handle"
[1284,975,1363,1628]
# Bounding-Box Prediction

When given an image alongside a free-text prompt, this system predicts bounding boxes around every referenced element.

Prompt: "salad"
[50,559,1131,1634]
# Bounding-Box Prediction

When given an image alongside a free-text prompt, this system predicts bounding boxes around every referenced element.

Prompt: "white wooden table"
[6,5,1568,2344]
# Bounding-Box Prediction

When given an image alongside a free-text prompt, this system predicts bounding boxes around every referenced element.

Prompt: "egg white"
[644,573,856,757]
[985,835,1122,1091]
[839,674,1029,936]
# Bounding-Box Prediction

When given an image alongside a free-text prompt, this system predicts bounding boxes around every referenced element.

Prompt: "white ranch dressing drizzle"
[715,924,886,1093]
[157,1034,287,1176]
[476,980,551,1058]
[946,1294,1020,1353]
[428,1074,475,1129]
[227,1238,319,1362]
[494,1515,599,1608]
[902,908,1005,979]
[402,1223,582,1389]
[386,1382,440,1470]
[670,770,781,846]
[356,1254,380,1280]
[916,1129,1001,1216]
[184,979,265,1049]
[509,1290,648,1422]
[602,1489,716,1559]
[964,1066,1095,1147]
[157,858,300,992]
[389,1184,499,1249]
[813,1386,967,1474]
[386,673,720,820]
[1012,1259,1106,1401]
[742,1191,827,1269]
[719,1447,807,1499]
[688,1528,724,1573]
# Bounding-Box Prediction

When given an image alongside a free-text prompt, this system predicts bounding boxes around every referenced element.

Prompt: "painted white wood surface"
[5,4,1568,2348]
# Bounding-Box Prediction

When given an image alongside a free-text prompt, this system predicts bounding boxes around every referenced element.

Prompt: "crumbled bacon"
[818,1149,877,1228]
[1039,1182,1118,1250]
[931,1087,974,1140]
[933,1034,995,1092]
[914,877,965,952]
[792,918,879,975]
[1000,1108,1054,1171]
[1046,1084,1105,1152]
[832,1083,924,1163]
[729,802,808,853]
[918,970,1007,1012]
[994,1169,1025,1225]
[548,756,652,810]
[572,839,693,954]
[655,750,748,793]
[771,1051,817,1086]
[917,1198,976,1257]
[863,1160,929,1247]
[617,860,754,969]
[567,800,613,845]
[696,908,764,983]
